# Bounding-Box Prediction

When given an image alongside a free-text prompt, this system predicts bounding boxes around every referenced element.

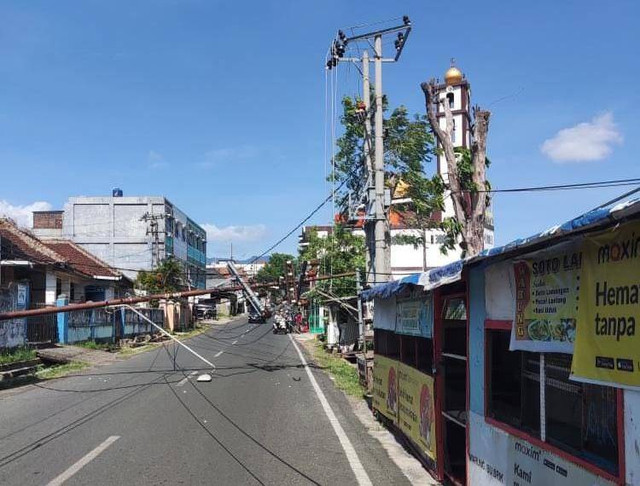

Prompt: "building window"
[56,278,62,298]
[446,92,454,109]
[451,119,457,143]
[486,329,619,475]
[70,283,75,302]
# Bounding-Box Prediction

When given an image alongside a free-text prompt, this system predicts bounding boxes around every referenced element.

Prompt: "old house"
[0,218,131,348]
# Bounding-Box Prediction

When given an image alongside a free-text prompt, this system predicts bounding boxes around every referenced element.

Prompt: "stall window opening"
[416,337,434,375]
[400,335,416,366]
[486,328,619,475]
[386,332,400,360]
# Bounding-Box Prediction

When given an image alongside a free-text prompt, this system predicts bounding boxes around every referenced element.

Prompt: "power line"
[248,176,640,266]
[461,177,640,194]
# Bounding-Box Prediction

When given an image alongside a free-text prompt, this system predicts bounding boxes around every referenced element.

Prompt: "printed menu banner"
[397,363,436,461]
[396,292,434,338]
[571,220,640,389]
[372,355,398,422]
[511,242,582,353]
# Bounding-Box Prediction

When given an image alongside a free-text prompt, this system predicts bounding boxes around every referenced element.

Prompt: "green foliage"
[136,257,185,294]
[330,95,450,249]
[35,362,88,380]
[75,340,116,352]
[311,338,364,397]
[299,225,365,298]
[332,96,442,210]
[255,253,296,283]
[0,346,36,365]
[255,253,296,302]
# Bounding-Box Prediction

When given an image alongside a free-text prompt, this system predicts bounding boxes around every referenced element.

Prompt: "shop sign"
[372,355,398,423]
[396,291,433,338]
[572,220,640,389]
[468,412,614,485]
[397,363,436,461]
[17,284,27,308]
[511,242,582,353]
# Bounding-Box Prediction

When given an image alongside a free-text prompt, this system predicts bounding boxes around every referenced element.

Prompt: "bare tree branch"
[420,80,467,231]
[421,80,492,257]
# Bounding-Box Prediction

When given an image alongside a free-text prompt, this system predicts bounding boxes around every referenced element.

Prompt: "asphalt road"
[0,317,411,485]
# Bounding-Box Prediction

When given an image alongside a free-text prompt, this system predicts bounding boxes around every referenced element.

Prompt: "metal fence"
[26,308,58,344]
[66,307,164,344]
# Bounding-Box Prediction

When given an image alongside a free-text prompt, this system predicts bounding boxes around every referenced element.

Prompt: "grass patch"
[35,361,88,380]
[0,346,37,365]
[74,340,116,352]
[118,342,160,357]
[311,339,364,398]
[175,322,211,339]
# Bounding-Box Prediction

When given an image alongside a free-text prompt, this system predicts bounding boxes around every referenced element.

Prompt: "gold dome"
[444,66,463,85]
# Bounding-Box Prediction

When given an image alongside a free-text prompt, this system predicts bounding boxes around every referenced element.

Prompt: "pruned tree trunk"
[421,80,491,257]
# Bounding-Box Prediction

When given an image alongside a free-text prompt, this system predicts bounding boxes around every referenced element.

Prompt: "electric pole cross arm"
[325,16,412,286]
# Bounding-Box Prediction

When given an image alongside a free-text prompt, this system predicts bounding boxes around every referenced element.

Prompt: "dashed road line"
[47,436,120,486]
[176,371,198,387]
[214,350,224,358]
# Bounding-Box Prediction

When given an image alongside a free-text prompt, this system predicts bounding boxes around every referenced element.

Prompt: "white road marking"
[176,371,198,387]
[232,340,238,345]
[288,335,373,486]
[214,350,224,358]
[47,436,120,486]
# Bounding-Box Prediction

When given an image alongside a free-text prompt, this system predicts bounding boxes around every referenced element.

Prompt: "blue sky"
[0,0,637,259]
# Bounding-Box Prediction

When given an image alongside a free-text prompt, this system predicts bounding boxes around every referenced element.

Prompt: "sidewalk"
[293,332,440,485]
[37,345,118,366]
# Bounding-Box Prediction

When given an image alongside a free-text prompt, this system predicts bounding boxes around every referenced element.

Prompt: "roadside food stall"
[362,260,466,483]
[363,198,640,485]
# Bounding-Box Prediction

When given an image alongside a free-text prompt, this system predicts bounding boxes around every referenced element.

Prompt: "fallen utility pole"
[227,261,265,315]
[0,273,363,322]
[121,304,216,370]
[0,283,274,321]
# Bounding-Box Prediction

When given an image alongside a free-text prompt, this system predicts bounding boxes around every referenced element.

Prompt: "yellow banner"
[372,355,398,422]
[397,363,437,461]
[572,220,640,388]
[512,242,582,353]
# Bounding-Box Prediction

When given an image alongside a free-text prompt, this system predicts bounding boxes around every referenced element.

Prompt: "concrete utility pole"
[326,17,411,288]
[356,270,364,349]
[373,34,390,283]
[141,212,164,268]
[362,51,375,288]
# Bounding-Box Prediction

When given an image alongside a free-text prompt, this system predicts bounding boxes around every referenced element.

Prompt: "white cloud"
[200,223,267,242]
[0,200,52,228]
[147,150,168,169]
[541,112,623,163]
[198,146,259,169]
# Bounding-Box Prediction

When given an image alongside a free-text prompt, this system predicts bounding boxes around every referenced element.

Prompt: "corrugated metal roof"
[361,197,640,301]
